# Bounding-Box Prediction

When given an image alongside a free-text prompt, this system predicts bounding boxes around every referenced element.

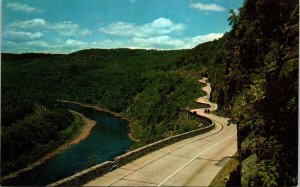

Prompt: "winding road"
[84,78,237,186]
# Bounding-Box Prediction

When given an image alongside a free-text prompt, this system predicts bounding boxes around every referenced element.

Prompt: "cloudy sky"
[2,0,243,53]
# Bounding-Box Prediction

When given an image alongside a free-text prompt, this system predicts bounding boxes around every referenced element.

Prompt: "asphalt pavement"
[84,77,237,186]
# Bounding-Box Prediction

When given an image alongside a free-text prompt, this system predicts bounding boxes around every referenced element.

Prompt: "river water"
[11,103,134,186]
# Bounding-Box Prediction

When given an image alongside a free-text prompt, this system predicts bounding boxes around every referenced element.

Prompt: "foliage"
[1,48,205,175]
[174,0,298,185]
[228,9,240,29]
[3,2,297,185]
[229,1,298,185]
[1,110,84,175]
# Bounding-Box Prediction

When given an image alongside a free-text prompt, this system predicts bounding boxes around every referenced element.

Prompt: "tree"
[228,9,240,29]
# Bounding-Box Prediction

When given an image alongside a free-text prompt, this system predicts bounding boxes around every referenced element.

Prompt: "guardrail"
[48,161,113,186]
[48,119,214,186]
[115,121,214,168]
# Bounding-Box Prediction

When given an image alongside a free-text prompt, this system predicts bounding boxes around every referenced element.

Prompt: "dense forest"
[1,0,298,185]
[218,0,298,185]
[176,0,298,186]
[2,49,206,175]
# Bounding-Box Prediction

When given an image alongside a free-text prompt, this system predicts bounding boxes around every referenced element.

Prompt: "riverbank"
[66,110,97,145]
[1,111,96,182]
[60,100,139,142]
[27,111,96,167]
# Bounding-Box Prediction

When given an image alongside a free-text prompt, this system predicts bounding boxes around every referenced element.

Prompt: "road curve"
[84,77,237,186]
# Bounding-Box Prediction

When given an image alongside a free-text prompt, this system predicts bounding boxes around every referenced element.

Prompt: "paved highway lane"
[84,78,237,186]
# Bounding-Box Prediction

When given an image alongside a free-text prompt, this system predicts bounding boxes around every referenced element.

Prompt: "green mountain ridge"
[1,0,298,185]
[2,48,206,177]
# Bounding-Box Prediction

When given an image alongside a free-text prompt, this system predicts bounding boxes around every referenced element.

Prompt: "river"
[11,103,134,186]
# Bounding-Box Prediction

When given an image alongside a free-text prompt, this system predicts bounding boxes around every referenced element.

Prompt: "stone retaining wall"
[115,121,214,167]
[193,101,211,108]
[49,119,214,186]
[48,161,113,186]
[189,111,212,125]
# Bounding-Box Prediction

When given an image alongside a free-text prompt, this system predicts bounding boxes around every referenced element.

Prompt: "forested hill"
[2,49,207,175]
[1,0,298,185]
[176,0,299,186]
[216,1,298,186]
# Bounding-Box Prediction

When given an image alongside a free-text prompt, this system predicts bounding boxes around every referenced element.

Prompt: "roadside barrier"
[49,78,215,186]
[48,161,113,186]
[48,119,214,186]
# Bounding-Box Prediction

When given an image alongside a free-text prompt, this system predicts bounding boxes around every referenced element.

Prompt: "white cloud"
[51,22,79,30]
[7,2,42,13]
[3,40,54,53]
[132,36,185,48]
[92,40,128,48]
[4,32,224,53]
[11,39,89,53]
[10,18,46,29]
[191,3,225,12]
[151,18,173,28]
[9,18,92,36]
[51,21,81,36]
[66,39,87,47]
[25,41,51,48]
[129,33,223,49]
[6,17,208,52]
[100,17,186,37]
[4,30,44,41]
[81,29,93,36]
[89,33,224,50]
[191,33,224,44]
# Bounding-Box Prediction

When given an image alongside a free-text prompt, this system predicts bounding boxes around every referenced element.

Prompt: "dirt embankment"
[61,100,139,142]
[1,111,96,181]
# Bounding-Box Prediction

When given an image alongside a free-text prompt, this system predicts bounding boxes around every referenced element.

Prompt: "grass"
[189,101,210,109]
[241,154,258,187]
[58,112,85,141]
[209,152,239,187]
[211,109,229,118]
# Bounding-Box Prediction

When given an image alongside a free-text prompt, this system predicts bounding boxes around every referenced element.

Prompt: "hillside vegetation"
[1,0,298,185]
[176,0,298,186]
[2,49,206,175]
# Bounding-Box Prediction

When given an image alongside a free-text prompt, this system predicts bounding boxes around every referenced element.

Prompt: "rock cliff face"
[214,2,298,113]
[211,1,298,186]
[171,2,298,184]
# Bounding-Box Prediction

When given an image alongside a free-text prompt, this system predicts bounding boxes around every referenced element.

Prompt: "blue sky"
[2,0,243,53]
